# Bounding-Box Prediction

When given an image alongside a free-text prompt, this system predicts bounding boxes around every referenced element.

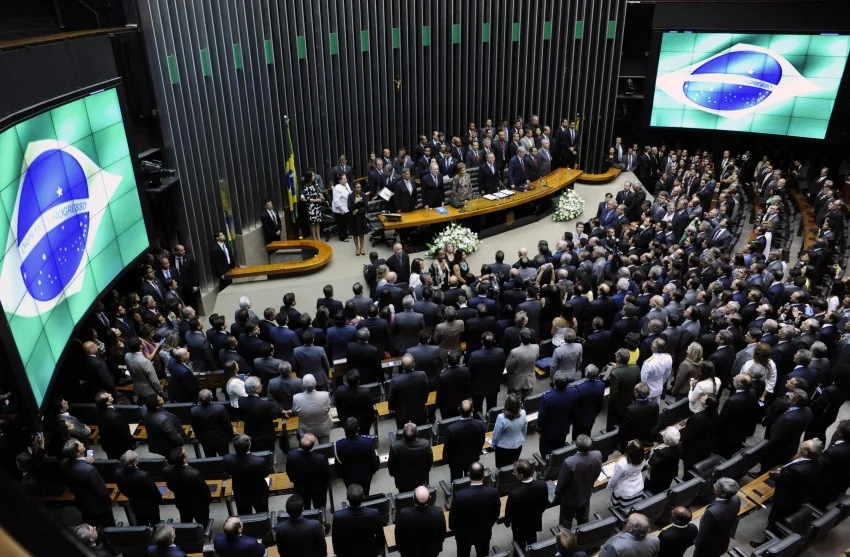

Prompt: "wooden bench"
[224,240,333,280]
[579,168,621,183]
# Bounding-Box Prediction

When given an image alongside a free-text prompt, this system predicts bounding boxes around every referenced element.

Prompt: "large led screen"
[650,32,850,138]
[0,88,148,407]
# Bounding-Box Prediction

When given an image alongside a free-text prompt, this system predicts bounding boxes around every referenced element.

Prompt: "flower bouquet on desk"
[552,189,585,222]
[425,222,482,258]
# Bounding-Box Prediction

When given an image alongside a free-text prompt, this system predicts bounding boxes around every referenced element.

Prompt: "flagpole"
[283,115,298,240]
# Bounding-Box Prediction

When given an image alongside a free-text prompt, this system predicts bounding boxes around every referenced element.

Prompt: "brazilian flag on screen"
[285,119,298,223]
[0,88,148,407]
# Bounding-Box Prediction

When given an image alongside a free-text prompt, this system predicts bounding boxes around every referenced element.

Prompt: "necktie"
[406,181,412,194]
[164,269,171,280]
[520,159,525,172]
[176,257,182,273]
[151,280,161,296]
[221,244,229,264]
[489,164,494,174]
[571,130,575,142]
[100,313,108,327]
[714,229,721,241]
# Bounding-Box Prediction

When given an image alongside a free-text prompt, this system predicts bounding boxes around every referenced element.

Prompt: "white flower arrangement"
[552,189,586,222]
[425,223,482,258]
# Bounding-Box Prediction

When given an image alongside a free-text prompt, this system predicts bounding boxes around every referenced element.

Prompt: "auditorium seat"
[532,443,577,481]
[239,512,275,546]
[573,514,618,553]
[652,397,690,436]
[92,459,119,483]
[276,508,326,535]
[513,535,557,557]
[711,451,748,482]
[665,475,703,511]
[590,428,619,461]
[138,457,166,481]
[436,416,463,444]
[101,525,152,557]
[114,404,144,423]
[688,454,725,480]
[439,468,492,509]
[392,486,437,520]
[523,393,543,415]
[162,402,195,424]
[486,406,504,431]
[610,491,668,527]
[387,424,433,446]
[740,439,769,472]
[729,532,804,557]
[362,382,384,402]
[496,464,521,496]
[168,520,214,553]
[68,403,98,424]
[341,493,392,526]
[187,456,227,480]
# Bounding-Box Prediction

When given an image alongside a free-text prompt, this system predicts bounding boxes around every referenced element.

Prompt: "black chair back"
[69,403,99,424]
[451,468,492,495]
[102,526,152,557]
[524,393,543,415]
[252,450,275,470]
[631,491,669,525]
[659,397,690,425]
[162,402,195,424]
[390,424,433,444]
[811,507,842,541]
[525,536,557,557]
[540,444,577,481]
[574,516,617,553]
[170,522,206,553]
[591,428,619,461]
[741,439,769,471]
[239,512,276,546]
[93,459,120,483]
[486,407,504,431]
[188,456,226,480]
[115,404,144,422]
[712,452,747,482]
[497,464,520,496]
[666,476,703,510]
[763,534,804,557]
[436,416,463,443]
[344,494,391,526]
[313,442,336,462]
[393,486,437,519]
[689,454,725,480]
[362,382,384,402]
[138,457,166,481]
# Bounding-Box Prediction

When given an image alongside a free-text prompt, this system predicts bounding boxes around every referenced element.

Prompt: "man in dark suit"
[468,332,507,414]
[191,389,233,457]
[395,485,446,557]
[436,350,471,419]
[813,420,850,508]
[163,447,211,526]
[114,450,162,526]
[239,377,283,452]
[394,168,418,213]
[571,368,606,439]
[334,369,375,436]
[388,353,429,429]
[260,199,282,245]
[413,287,445,332]
[757,440,821,543]
[449,462,501,557]
[761,389,813,472]
[584,318,614,372]
[508,146,530,190]
[214,517,265,557]
[538,371,579,458]
[94,391,135,459]
[334,417,379,496]
[694,478,742,557]
[620,383,659,447]
[346,328,384,384]
[219,336,254,375]
[716,375,761,457]
[269,313,302,364]
[331,484,385,557]
[444,399,486,480]
[464,305,497,356]
[82,341,117,398]
[144,395,186,459]
[671,200,691,243]
[386,243,411,285]
[555,435,603,528]
[420,163,445,208]
[166,348,199,403]
[274,494,327,557]
[479,152,500,194]
[285,434,331,510]
[60,439,115,528]
[173,244,199,307]
[707,330,736,392]
[316,284,343,316]
[184,318,217,371]
[147,524,187,557]
[408,330,443,393]
[140,265,166,308]
[505,459,550,549]
[357,306,392,355]
[210,231,237,290]
[224,434,273,514]
[388,423,433,492]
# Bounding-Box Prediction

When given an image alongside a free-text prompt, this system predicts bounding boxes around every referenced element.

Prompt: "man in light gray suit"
[125,337,163,401]
[555,434,602,527]
[731,328,760,378]
[253,343,285,382]
[290,375,332,443]
[535,139,553,177]
[600,513,660,557]
[506,328,539,400]
[291,330,331,389]
[392,296,425,355]
[551,328,583,382]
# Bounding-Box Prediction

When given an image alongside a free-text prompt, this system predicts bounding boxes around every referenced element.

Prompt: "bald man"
[395,486,446,557]
[213,517,264,557]
[443,399,486,481]
[82,340,117,398]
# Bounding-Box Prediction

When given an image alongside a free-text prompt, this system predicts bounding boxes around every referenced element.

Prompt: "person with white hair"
[290,374,332,443]
[238,376,283,452]
[645,426,682,494]
[234,296,259,326]
[599,513,659,557]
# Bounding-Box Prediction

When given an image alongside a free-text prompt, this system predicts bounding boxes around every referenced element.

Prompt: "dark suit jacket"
[395,504,446,557]
[388,437,432,492]
[464,316,496,354]
[61,458,113,515]
[213,533,264,557]
[346,341,383,385]
[267,375,304,411]
[659,523,698,557]
[508,155,528,188]
[285,448,331,504]
[238,395,282,449]
[437,366,471,419]
[583,330,614,372]
[645,445,681,494]
[115,467,162,517]
[479,162,500,194]
[167,360,199,403]
[771,341,796,379]
[716,390,760,457]
[707,346,736,383]
[766,408,813,468]
[219,350,253,374]
[84,355,117,397]
[394,178,418,213]
[444,418,486,474]
[538,387,579,446]
[814,441,850,507]
[420,173,445,208]
[620,399,660,446]
[163,463,211,511]
[145,409,185,458]
[210,242,236,278]
[388,370,429,425]
[334,385,376,437]
[334,435,379,489]
[184,331,217,371]
[269,327,302,364]
[681,409,717,469]
[694,495,741,557]
[408,344,443,390]
[223,452,271,506]
[97,406,136,459]
[332,506,385,557]
[572,379,605,430]
[146,546,187,557]
[387,253,411,285]
[316,296,344,317]
[469,347,507,397]
[413,299,445,331]
[274,517,327,557]
[393,311,424,354]
[260,210,282,244]
[449,484,500,540]
[772,458,819,519]
[190,403,233,451]
[357,317,392,354]
[555,451,602,511]
[505,479,549,534]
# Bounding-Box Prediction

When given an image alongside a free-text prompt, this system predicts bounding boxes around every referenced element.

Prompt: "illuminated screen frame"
[0,80,150,416]
[648,31,850,138]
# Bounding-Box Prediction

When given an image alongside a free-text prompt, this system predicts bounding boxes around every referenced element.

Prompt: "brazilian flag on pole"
[284,117,299,224]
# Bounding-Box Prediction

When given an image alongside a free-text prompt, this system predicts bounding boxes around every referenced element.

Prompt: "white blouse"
[332,183,352,214]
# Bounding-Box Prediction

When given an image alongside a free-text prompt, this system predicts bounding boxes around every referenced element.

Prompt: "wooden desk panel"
[379,168,584,230]
[739,466,779,507]
[42,485,119,505]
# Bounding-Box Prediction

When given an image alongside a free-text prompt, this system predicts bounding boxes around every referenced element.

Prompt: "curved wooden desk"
[580,168,622,183]
[225,240,333,279]
[378,167,585,230]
